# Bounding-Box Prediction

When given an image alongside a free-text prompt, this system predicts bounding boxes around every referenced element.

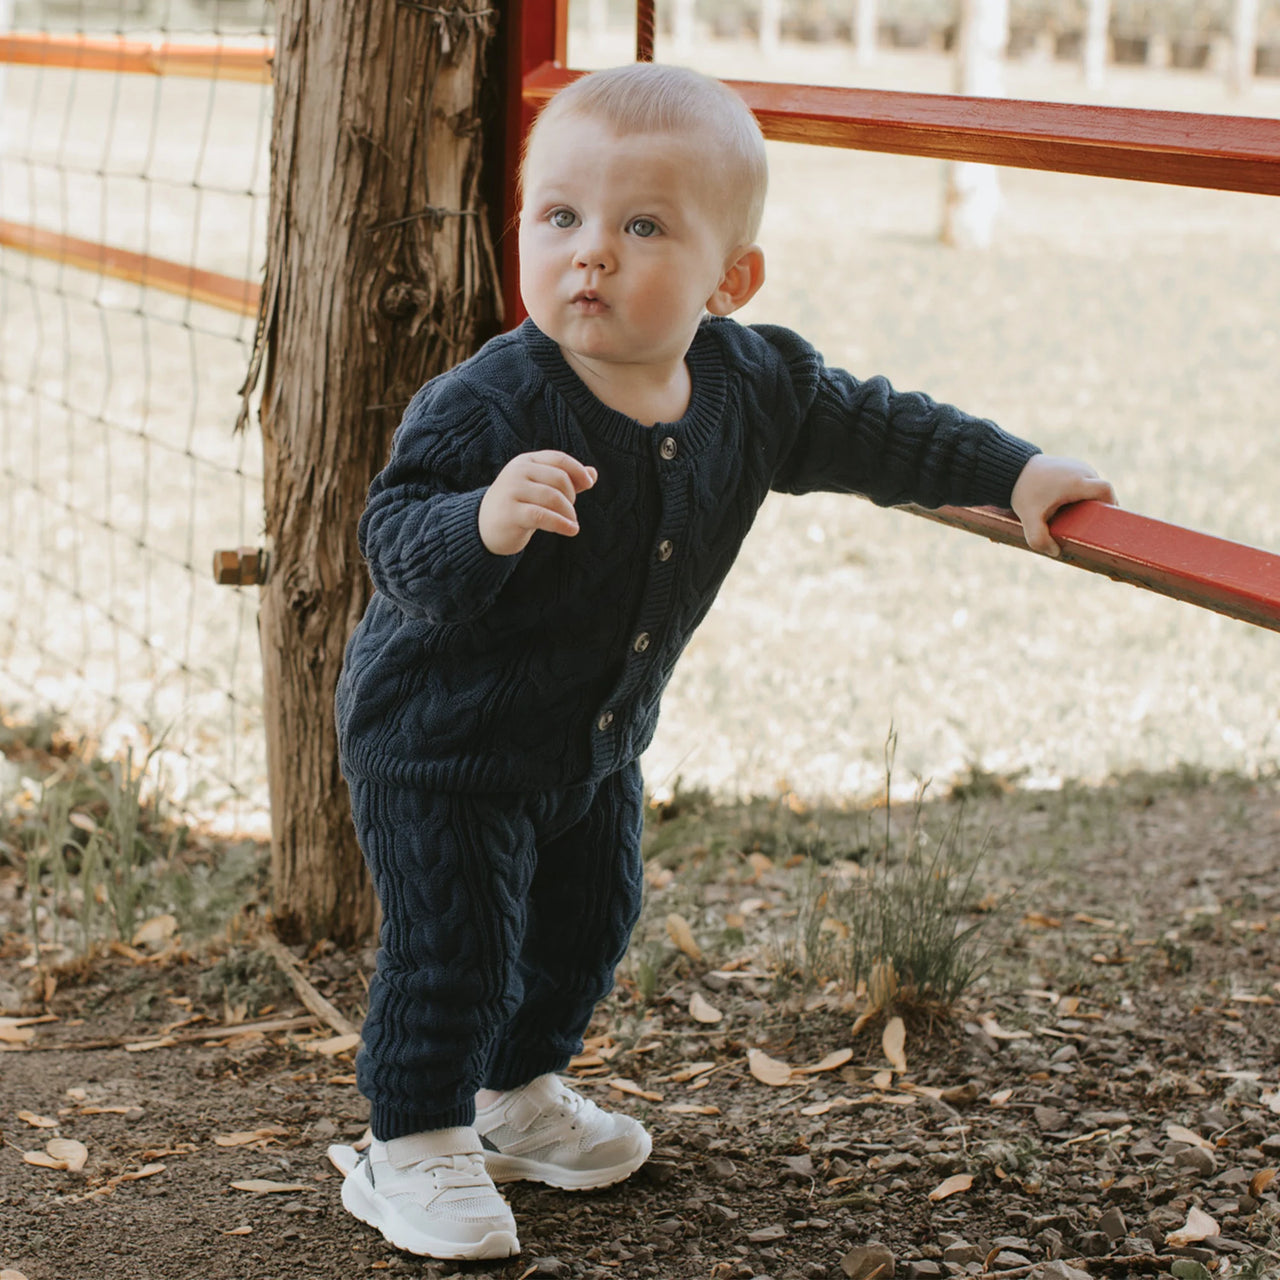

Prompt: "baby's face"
[519,115,739,379]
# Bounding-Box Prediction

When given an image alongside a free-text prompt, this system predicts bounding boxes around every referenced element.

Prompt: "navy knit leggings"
[346,765,645,1140]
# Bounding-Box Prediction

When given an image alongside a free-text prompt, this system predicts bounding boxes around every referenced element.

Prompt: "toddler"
[332,62,1115,1260]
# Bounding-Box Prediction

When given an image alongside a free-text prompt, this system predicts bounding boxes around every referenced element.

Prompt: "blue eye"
[628,217,659,238]
[549,209,577,229]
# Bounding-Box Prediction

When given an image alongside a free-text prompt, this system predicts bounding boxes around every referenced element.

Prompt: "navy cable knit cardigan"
[335,316,1039,792]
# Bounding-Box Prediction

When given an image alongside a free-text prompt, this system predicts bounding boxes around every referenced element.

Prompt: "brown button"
[596,711,614,731]
[656,539,674,562]
[659,436,678,460]
[633,632,651,653]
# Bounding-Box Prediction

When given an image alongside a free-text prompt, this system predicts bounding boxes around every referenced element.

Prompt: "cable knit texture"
[336,316,1039,792]
[338,316,1039,1139]
[349,766,644,1139]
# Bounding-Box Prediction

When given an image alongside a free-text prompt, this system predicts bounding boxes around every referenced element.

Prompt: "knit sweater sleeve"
[747,323,1040,510]
[357,375,521,625]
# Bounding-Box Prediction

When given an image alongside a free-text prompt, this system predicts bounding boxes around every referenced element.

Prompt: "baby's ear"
[706,245,765,317]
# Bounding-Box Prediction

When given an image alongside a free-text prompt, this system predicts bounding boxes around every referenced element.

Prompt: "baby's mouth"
[571,290,607,311]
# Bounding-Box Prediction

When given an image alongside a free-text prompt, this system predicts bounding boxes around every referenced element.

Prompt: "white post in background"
[0,0,12,158]
[942,0,1009,249]
[672,0,696,57]
[759,0,782,58]
[854,0,878,67]
[587,0,609,46]
[1084,0,1111,89]
[1229,0,1259,93]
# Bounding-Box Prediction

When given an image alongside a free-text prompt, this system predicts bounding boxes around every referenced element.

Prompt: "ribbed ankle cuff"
[485,1046,573,1093]
[370,1098,477,1142]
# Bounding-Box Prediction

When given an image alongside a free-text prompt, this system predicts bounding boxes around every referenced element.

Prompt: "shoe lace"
[414,1152,492,1191]
[547,1078,593,1132]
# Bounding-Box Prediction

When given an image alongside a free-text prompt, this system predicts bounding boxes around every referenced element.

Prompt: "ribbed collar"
[519,317,729,455]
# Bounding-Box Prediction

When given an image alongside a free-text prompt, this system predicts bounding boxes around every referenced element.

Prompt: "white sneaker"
[337,1127,520,1260]
[475,1074,652,1191]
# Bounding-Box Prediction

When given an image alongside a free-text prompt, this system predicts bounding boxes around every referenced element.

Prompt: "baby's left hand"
[1010,454,1117,556]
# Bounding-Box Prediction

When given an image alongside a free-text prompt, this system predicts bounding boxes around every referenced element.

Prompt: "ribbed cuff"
[485,1044,575,1093]
[369,1097,477,1142]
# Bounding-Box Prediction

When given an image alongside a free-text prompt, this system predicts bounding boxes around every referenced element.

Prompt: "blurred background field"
[1,2,1278,826]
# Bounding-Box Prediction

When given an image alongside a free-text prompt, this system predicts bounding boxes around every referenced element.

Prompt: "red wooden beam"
[522,64,1280,196]
[0,219,260,316]
[911,501,1280,633]
[0,32,272,83]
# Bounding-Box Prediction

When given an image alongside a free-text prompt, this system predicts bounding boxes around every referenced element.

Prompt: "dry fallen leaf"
[977,1013,1033,1041]
[0,1025,35,1045]
[131,914,178,948]
[668,1061,716,1083]
[1,1270,32,1280]
[928,1173,974,1201]
[22,1151,66,1171]
[17,1110,59,1129]
[304,1033,360,1057]
[688,992,723,1024]
[221,1226,253,1236]
[1250,1168,1277,1198]
[607,1078,663,1102]
[213,1127,289,1149]
[666,913,703,963]
[882,1016,908,1073]
[664,1103,720,1115]
[46,1139,89,1173]
[124,1037,177,1053]
[800,1096,856,1116]
[1166,1123,1216,1152]
[990,1087,1014,1105]
[230,1180,313,1194]
[1166,1205,1219,1246]
[746,1048,793,1087]
[793,1048,853,1076]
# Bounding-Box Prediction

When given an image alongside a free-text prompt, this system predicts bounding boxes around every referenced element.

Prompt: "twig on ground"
[17,1014,320,1051]
[257,930,360,1038]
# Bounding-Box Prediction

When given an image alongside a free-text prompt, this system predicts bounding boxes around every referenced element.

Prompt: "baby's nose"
[573,233,614,272]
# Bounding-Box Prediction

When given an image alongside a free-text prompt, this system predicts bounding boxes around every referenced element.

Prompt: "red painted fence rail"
[505,7,1280,634]
[4,23,1280,632]
[520,63,1280,197]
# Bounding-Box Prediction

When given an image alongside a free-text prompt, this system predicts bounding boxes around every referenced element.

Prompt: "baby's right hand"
[478,450,598,556]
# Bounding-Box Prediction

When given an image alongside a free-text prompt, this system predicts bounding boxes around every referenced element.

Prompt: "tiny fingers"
[518,499,581,537]
[1024,521,1060,557]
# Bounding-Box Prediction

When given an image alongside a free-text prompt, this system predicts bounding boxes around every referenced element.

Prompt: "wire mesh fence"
[0,0,272,828]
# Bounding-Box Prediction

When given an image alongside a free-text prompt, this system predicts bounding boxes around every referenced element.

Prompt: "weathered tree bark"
[942,0,1008,249]
[240,0,502,944]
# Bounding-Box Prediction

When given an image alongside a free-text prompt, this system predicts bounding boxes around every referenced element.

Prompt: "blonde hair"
[522,63,768,245]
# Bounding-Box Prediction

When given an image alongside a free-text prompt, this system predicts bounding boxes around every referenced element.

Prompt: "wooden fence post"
[242,0,502,944]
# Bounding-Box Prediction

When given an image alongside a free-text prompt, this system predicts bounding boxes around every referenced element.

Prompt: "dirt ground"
[4,768,1280,1280]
